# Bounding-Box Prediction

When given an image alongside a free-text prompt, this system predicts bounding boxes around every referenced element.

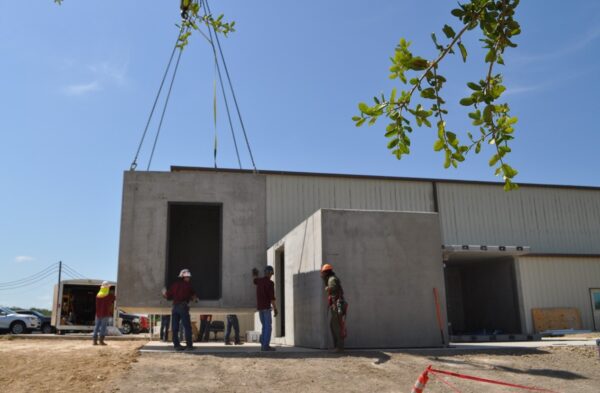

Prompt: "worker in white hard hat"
[162,268,197,351]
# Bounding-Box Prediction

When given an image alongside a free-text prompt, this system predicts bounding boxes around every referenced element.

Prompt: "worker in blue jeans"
[162,269,197,351]
[252,266,278,351]
[224,314,243,345]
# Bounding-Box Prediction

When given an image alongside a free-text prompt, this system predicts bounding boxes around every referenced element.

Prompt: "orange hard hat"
[321,264,333,272]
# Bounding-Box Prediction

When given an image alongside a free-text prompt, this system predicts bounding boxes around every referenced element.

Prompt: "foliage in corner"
[178,0,235,49]
[53,0,235,49]
[353,0,521,191]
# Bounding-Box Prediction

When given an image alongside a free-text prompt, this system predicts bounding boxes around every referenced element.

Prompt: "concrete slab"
[117,171,267,313]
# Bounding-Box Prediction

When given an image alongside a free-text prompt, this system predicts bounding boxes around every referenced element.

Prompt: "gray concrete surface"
[270,209,448,349]
[117,170,266,313]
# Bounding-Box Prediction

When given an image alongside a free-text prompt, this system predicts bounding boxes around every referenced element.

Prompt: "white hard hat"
[101,281,110,287]
[178,269,191,278]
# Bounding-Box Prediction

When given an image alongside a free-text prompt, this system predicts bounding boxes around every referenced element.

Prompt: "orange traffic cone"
[411,366,431,393]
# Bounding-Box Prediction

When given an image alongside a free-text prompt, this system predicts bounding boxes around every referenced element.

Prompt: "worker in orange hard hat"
[321,264,347,352]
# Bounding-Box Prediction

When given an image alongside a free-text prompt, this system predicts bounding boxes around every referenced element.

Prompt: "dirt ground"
[1,337,600,393]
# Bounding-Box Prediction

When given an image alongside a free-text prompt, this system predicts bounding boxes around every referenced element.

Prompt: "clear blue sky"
[1,1,599,309]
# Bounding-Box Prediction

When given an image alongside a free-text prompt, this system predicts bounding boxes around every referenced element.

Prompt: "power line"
[0,263,58,288]
[205,0,258,173]
[0,267,59,290]
[0,274,58,295]
[62,263,86,279]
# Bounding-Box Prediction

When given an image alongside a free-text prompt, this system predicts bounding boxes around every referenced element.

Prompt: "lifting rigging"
[129,0,256,173]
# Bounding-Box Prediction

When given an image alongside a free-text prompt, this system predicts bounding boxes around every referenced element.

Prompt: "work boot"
[93,337,98,346]
[224,341,232,345]
[99,336,107,346]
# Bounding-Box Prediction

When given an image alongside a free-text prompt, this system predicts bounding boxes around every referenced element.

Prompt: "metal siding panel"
[437,183,600,254]
[266,175,434,245]
[517,256,600,332]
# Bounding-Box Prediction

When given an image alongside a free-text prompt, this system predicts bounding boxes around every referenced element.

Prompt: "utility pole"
[55,261,62,329]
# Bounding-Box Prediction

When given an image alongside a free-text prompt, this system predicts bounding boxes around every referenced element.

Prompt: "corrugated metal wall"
[516,256,600,333]
[266,175,434,246]
[437,183,600,254]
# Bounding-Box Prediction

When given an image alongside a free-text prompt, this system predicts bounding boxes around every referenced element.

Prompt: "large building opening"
[445,255,522,335]
[166,203,222,300]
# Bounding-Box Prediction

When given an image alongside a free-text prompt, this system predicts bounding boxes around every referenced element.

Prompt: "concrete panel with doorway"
[117,170,266,313]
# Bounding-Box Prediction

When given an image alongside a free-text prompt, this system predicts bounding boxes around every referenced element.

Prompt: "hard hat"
[101,281,110,287]
[179,269,192,278]
[320,264,333,273]
[264,266,274,274]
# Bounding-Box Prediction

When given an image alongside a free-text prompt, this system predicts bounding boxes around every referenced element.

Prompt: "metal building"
[117,166,600,339]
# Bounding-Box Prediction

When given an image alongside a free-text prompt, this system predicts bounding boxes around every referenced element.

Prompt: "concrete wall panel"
[117,171,266,312]
[269,209,447,348]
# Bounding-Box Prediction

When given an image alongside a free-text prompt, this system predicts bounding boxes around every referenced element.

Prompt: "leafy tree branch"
[354,0,521,191]
[54,0,235,49]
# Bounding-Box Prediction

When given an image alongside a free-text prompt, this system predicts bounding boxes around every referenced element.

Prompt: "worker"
[321,264,347,352]
[224,314,243,345]
[252,266,278,351]
[93,281,115,346]
[160,314,170,342]
[162,268,198,351]
[197,314,212,342]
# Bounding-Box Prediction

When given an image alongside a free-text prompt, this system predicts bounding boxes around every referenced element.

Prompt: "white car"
[0,306,40,334]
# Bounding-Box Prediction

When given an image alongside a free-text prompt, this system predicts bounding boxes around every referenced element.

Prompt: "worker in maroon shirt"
[252,266,278,351]
[93,281,115,346]
[162,269,197,351]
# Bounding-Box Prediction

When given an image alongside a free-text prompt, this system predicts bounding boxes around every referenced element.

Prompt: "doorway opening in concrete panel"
[166,203,222,300]
[275,247,285,337]
[444,255,522,336]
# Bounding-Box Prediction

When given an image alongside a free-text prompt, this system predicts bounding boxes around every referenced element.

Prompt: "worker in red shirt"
[252,266,278,351]
[93,281,115,346]
[162,269,197,351]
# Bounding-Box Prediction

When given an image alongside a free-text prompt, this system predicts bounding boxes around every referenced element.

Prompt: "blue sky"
[1,1,599,308]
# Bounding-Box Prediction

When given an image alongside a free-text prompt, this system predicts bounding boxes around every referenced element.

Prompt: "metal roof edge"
[169,166,600,192]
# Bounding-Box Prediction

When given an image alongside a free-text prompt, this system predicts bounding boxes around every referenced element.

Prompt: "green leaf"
[385,128,398,138]
[451,8,464,17]
[485,49,497,63]
[458,42,467,62]
[442,24,456,39]
[489,154,500,166]
[351,116,361,121]
[420,88,436,99]
[459,97,474,106]
[387,138,399,149]
[433,139,444,151]
[467,82,481,91]
[390,88,397,103]
[358,102,369,113]
[408,57,429,71]
[355,118,366,127]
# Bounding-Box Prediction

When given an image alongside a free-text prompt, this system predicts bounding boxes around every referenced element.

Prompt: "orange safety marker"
[411,365,431,393]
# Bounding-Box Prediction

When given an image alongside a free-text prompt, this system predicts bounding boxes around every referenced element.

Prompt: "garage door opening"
[445,256,522,335]
[166,203,222,300]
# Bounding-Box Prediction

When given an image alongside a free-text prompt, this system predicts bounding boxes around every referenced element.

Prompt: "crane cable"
[204,0,258,173]
[146,27,188,171]
[130,25,186,171]
[201,7,242,169]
